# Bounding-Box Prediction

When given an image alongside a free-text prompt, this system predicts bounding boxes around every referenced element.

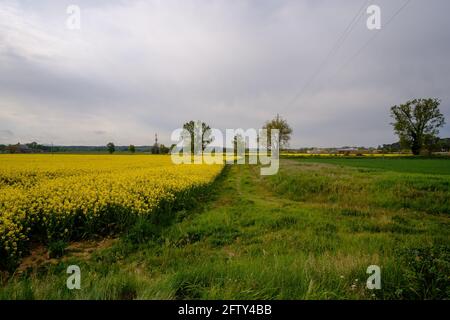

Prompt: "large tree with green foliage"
[262,114,293,150]
[182,120,213,153]
[390,98,445,155]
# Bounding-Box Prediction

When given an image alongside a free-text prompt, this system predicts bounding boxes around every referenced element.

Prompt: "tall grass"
[1,160,449,300]
[269,161,450,214]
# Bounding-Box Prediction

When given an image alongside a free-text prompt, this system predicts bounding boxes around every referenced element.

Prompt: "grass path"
[1,161,449,299]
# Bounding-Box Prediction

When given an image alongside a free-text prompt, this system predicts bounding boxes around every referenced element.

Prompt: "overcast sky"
[0,0,449,147]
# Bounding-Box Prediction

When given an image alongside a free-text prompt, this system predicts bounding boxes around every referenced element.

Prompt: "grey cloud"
[0,129,14,137]
[0,0,449,146]
[93,130,107,135]
[0,129,14,144]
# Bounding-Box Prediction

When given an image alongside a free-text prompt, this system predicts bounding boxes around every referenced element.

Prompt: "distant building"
[337,147,359,155]
[307,148,329,155]
[7,143,32,154]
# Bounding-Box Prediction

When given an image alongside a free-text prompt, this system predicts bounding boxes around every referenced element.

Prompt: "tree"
[440,138,450,152]
[129,145,136,153]
[233,134,245,156]
[28,141,39,150]
[151,145,160,154]
[106,142,115,154]
[390,98,445,155]
[182,120,214,154]
[159,144,170,154]
[424,135,442,155]
[6,144,17,154]
[262,114,293,150]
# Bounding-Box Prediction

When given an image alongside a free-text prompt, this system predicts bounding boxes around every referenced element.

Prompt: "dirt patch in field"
[16,238,117,275]
[15,244,49,275]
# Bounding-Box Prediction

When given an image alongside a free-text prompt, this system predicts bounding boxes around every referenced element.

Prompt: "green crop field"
[289,157,450,175]
[1,157,449,300]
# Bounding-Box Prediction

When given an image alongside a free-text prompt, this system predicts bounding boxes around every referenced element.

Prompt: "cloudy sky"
[0,0,449,147]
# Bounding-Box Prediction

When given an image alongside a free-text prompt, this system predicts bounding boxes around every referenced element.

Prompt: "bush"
[123,218,162,245]
[47,240,68,259]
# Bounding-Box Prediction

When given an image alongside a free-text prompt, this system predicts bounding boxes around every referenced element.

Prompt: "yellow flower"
[0,154,223,261]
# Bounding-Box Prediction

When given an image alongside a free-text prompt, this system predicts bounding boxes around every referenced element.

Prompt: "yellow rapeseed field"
[0,154,223,266]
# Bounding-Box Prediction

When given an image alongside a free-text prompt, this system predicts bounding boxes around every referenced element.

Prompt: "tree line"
[1,98,447,155]
[177,99,448,156]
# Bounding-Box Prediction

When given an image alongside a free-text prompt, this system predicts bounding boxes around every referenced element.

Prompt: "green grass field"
[1,158,449,300]
[290,157,450,175]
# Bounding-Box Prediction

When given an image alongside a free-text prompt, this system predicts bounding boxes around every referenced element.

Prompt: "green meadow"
[291,157,450,175]
[1,158,449,300]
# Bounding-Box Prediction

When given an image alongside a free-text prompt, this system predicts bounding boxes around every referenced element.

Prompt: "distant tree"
[6,144,17,154]
[107,142,115,154]
[440,138,450,152]
[25,141,47,153]
[424,135,442,155]
[129,144,136,153]
[382,142,402,153]
[159,144,170,154]
[233,134,245,156]
[390,98,445,155]
[151,146,159,154]
[183,120,214,153]
[28,141,38,150]
[262,114,293,150]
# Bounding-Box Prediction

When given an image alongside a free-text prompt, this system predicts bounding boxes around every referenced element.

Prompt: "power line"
[285,0,370,108]
[320,0,371,70]
[329,0,412,81]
